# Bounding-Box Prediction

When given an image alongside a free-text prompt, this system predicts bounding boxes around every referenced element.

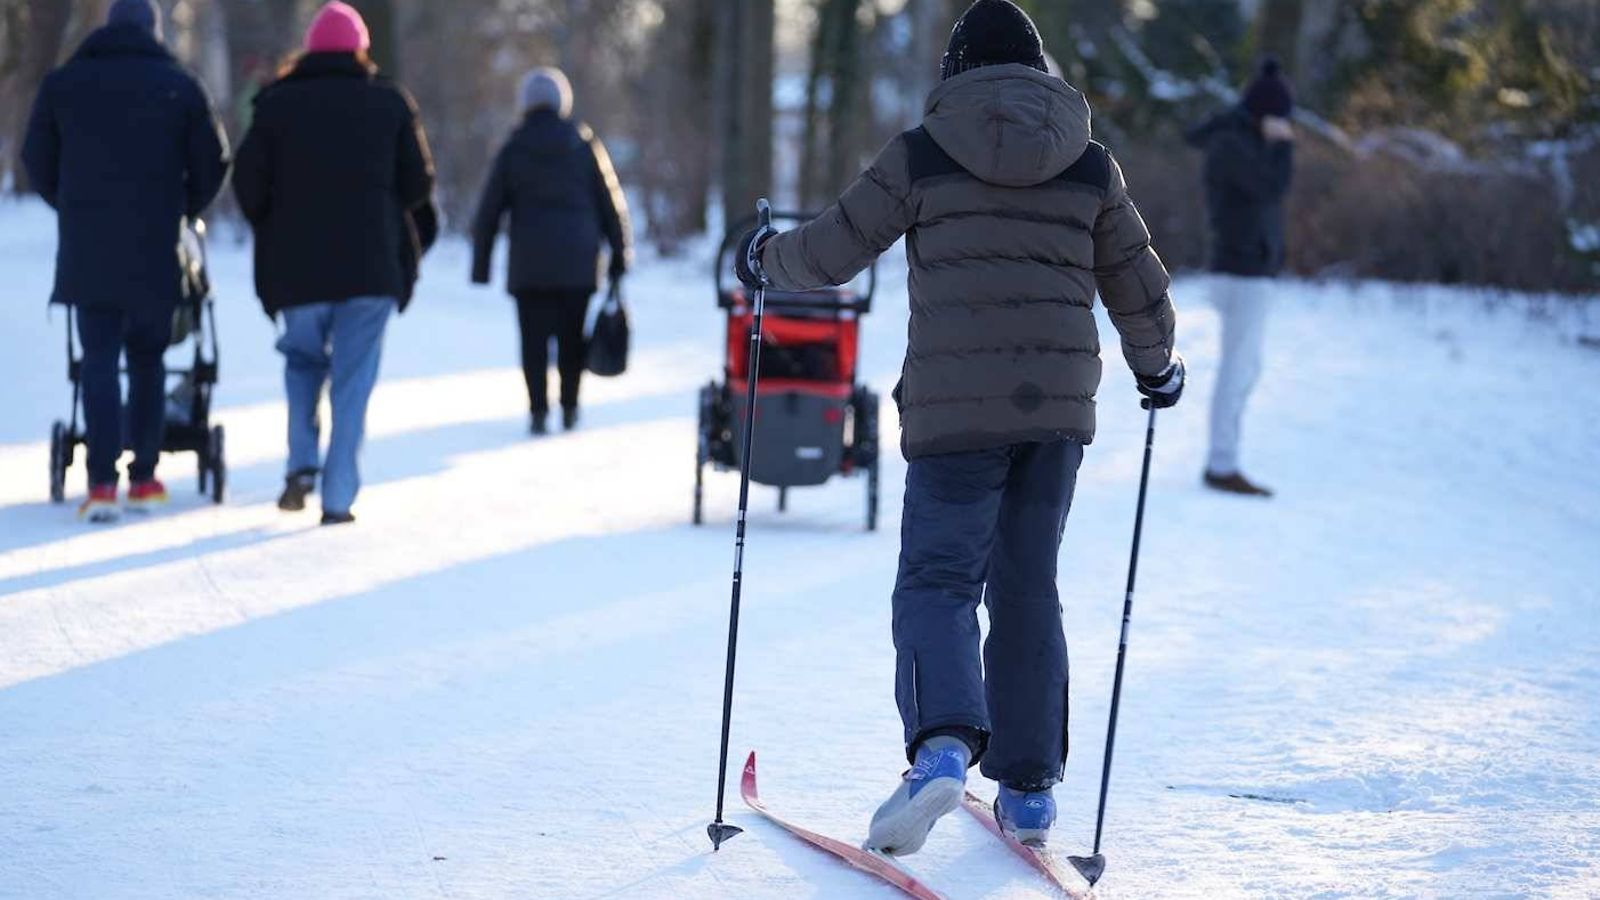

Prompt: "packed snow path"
[1,203,1597,898]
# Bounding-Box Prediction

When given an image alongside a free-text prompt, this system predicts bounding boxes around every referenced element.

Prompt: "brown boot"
[1204,471,1274,497]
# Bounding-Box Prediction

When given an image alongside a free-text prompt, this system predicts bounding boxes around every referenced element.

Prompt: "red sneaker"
[78,484,120,523]
[127,479,170,512]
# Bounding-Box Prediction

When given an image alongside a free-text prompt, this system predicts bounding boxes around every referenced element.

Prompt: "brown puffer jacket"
[760,65,1177,458]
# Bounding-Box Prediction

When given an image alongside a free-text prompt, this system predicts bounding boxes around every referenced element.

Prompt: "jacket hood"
[511,111,585,156]
[923,65,1090,188]
[75,23,172,62]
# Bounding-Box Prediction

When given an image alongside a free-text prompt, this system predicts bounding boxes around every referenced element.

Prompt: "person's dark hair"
[276,48,375,79]
[940,0,1048,81]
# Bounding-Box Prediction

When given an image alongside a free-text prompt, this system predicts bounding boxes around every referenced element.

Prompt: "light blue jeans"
[276,296,396,515]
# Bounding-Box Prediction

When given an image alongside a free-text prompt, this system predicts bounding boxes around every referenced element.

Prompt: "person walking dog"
[22,0,230,522]
[734,0,1183,855]
[233,1,435,525]
[471,67,632,435]
[1186,58,1296,497]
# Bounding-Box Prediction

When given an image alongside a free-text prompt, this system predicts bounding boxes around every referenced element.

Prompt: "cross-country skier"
[734,0,1184,855]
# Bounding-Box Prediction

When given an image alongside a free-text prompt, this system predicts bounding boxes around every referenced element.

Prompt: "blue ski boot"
[995,784,1056,847]
[864,736,970,856]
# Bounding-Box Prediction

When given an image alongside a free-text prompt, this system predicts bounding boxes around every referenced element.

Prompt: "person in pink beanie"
[303,1,369,54]
[233,0,436,526]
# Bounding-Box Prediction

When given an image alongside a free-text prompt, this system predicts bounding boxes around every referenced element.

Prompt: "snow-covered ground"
[1,199,1597,899]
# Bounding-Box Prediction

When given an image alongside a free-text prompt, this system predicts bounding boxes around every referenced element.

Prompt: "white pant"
[1207,276,1271,476]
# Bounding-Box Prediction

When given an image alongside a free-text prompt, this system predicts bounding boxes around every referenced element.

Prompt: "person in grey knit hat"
[520,68,573,119]
[473,66,632,435]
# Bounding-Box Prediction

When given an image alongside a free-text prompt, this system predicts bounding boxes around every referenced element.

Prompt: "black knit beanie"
[1242,57,1294,118]
[941,0,1048,81]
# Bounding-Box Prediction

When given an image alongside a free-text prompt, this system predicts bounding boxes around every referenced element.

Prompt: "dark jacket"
[1185,106,1294,277]
[400,199,439,305]
[233,53,435,315]
[471,111,631,294]
[760,65,1177,459]
[21,24,229,312]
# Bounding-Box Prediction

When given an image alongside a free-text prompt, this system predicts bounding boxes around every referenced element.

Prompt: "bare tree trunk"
[1255,0,1303,75]
[798,0,870,210]
[347,0,396,76]
[637,0,716,251]
[907,0,964,103]
[800,0,838,209]
[717,0,773,233]
[216,0,302,139]
[1293,0,1339,109]
[5,0,72,194]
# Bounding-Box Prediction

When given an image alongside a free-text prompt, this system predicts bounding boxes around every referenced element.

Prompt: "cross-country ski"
[740,753,947,900]
[961,791,1090,899]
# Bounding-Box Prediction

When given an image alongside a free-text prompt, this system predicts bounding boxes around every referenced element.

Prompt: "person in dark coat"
[232,1,435,525]
[21,0,230,523]
[1185,58,1295,497]
[471,67,632,435]
[734,0,1183,853]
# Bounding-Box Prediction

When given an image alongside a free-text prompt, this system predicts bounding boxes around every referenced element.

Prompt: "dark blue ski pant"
[892,439,1082,790]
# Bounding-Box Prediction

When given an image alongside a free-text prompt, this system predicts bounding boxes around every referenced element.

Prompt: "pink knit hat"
[304,2,370,54]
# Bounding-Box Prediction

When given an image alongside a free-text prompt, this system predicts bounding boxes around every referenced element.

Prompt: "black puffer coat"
[21,24,229,312]
[232,53,435,315]
[1185,106,1294,278]
[471,111,631,294]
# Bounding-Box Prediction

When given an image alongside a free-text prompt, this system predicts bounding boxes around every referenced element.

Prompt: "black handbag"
[586,280,630,377]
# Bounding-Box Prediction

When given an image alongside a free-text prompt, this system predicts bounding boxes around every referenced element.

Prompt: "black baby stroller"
[48,219,227,505]
[695,212,882,531]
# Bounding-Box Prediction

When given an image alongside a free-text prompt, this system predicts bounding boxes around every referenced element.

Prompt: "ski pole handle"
[746,200,776,288]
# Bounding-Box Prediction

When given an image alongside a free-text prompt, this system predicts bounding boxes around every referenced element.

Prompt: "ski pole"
[1069,404,1159,887]
[708,199,776,852]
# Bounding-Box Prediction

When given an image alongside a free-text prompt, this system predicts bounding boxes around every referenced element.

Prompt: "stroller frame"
[48,220,227,505]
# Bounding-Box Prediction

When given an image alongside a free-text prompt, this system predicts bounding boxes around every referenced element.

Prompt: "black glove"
[1135,354,1186,410]
[734,226,776,289]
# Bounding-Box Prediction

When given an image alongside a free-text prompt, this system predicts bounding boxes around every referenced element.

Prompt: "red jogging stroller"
[695,212,882,531]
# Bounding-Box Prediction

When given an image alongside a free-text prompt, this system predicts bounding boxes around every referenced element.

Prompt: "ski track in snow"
[0,201,1597,899]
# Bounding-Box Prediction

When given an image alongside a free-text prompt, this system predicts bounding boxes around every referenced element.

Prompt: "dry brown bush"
[1114,135,1592,294]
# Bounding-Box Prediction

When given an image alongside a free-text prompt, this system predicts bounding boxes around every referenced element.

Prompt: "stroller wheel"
[208,426,226,505]
[693,459,705,525]
[49,421,69,504]
[867,458,880,533]
[694,383,715,526]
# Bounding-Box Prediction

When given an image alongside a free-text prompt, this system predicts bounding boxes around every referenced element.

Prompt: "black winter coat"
[233,53,435,315]
[471,111,631,295]
[1186,106,1294,278]
[21,24,229,313]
